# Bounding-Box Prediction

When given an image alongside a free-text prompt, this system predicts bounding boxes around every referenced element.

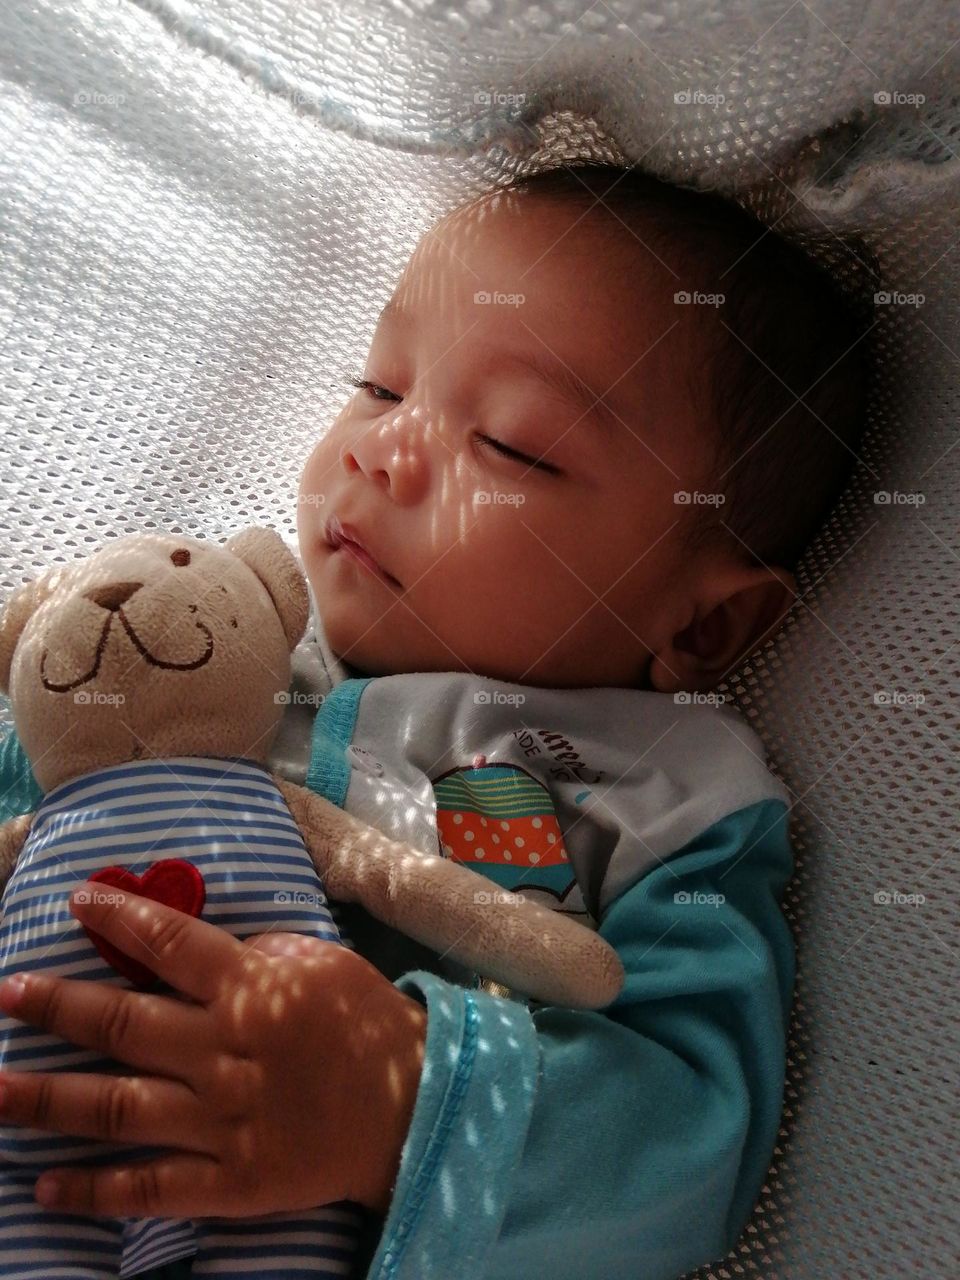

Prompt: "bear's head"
[0,527,309,792]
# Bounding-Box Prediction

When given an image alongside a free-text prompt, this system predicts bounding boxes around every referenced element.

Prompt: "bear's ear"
[0,567,64,695]
[224,528,309,653]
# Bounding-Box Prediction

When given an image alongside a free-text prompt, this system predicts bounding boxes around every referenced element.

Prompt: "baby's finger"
[0,1069,214,1153]
[244,932,329,958]
[68,882,244,1004]
[0,971,212,1081]
[34,1153,223,1219]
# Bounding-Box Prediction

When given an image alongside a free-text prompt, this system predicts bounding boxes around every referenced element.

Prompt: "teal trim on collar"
[304,677,372,809]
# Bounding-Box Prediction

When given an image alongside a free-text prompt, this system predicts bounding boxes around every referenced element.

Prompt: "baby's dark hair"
[498,163,876,573]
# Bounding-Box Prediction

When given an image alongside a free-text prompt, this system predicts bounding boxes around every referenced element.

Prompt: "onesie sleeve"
[363,796,795,1280]
[0,726,43,824]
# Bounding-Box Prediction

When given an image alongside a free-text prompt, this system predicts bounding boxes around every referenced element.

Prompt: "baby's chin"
[307,583,399,676]
[322,606,506,681]
[309,558,617,684]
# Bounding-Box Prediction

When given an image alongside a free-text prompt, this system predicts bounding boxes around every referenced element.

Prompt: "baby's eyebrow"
[495,348,622,439]
[377,299,624,439]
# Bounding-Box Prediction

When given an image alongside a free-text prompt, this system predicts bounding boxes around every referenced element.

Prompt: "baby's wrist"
[356,987,428,1215]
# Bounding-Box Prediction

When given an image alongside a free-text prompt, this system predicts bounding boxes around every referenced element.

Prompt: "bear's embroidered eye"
[171,549,190,566]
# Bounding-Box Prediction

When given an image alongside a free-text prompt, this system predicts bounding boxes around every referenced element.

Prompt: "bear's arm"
[273,775,624,1010]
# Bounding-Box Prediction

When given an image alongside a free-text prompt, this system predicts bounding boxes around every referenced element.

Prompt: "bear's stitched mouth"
[40,605,215,693]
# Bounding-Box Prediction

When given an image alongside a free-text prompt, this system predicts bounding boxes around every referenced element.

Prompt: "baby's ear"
[224,528,310,652]
[0,569,64,694]
[650,565,796,694]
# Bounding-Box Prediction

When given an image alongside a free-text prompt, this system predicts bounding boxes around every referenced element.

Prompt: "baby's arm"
[0,727,43,901]
[361,798,795,1280]
[0,727,43,824]
[0,813,31,890]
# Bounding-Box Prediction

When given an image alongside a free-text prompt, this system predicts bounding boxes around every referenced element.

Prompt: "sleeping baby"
[0,161,871,1280]
[271,160,871,1279]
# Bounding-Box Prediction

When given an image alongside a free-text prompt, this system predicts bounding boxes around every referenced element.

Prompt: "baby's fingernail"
[35,1175,61,1206]
[0,975,28,1009]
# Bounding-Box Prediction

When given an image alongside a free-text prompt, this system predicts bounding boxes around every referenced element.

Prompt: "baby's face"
[298,192,716,687]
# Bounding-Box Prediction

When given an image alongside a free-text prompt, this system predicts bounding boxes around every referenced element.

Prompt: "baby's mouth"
[325,516,402,589]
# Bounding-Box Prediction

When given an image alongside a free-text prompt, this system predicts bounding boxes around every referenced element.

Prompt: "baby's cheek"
[299,436,335,499]
[484,515,558,589]
[461,546,562,637]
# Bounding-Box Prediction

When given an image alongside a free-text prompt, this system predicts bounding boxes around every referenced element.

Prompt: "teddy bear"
[0,526,624,1279]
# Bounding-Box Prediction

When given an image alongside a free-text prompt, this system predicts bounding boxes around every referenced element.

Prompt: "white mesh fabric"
[1,2,958,1276]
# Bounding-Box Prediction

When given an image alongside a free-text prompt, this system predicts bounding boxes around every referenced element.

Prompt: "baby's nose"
[85,581,143,611]
[343,413,431,504]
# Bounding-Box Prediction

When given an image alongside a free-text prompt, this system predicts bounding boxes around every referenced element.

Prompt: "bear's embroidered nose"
[85,581,143,611]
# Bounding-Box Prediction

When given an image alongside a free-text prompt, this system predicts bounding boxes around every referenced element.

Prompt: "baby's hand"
[0,883,427,1219]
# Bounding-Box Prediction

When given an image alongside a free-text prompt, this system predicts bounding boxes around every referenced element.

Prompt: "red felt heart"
[83,860,206,990]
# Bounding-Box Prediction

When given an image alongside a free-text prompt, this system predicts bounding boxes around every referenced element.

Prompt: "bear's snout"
[84,581,143,611]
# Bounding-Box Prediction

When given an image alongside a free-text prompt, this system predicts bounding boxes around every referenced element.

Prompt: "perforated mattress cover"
[1,2,958,1275]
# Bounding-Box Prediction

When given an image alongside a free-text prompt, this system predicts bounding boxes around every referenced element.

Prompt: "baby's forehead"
[397,195,702,395]
[381,197,713,477]
[409,190,652,284]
